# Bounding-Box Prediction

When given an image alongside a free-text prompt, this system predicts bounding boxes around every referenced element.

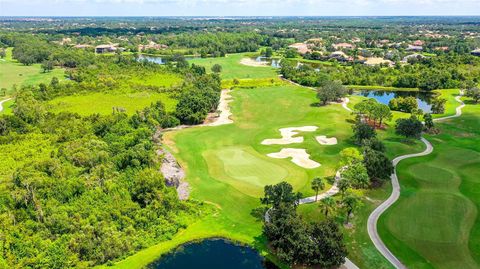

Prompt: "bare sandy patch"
[240,58,268,67]
[267,148,320,169]
[206,89,233,126]
[261,126,318,145]
[316,135,338,145]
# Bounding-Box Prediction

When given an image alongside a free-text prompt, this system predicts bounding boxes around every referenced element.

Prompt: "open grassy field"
[378,99,480,269]
[189,53,279,80]
[0,48,65,94]
[46,91,177,116]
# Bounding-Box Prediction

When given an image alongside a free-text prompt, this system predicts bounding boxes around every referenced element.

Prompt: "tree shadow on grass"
[463,99,479,105]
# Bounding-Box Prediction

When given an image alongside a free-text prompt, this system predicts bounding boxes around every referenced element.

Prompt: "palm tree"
[341,192,362,224]
[320,196,336,217]
[311,177,325,202]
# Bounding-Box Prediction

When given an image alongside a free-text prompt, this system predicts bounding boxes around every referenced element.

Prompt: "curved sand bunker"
[207,89,233,126]
[316,136,337,145]
[240,58,268,67]
[267,148,320,169]
[262,126,318,145]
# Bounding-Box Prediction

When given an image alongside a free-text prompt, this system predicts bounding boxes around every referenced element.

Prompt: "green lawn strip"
[46,91,177,116]
[189,53,279,79]
[378,102,480,268]
[221,77,286,89]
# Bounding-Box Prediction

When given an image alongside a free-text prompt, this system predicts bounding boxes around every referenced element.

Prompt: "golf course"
[103,53,469,269]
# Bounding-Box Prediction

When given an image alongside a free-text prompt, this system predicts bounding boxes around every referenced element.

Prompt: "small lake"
[137,54,200,65]
[147,239,278,269]
[255,56,281,68]
[354,90,436,113]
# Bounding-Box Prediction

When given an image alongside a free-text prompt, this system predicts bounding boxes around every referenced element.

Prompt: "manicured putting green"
[204,146,288,197]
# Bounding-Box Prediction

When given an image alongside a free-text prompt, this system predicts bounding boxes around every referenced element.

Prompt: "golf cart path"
[275,79,358,268]
[0,98,12,113]
[367,92,465,269]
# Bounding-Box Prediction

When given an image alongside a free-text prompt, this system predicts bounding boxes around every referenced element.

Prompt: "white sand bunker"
[207,90,233,126]
[262,126,318,145]
[316,136,338,145]
[267,148,320,169]
[240,58,268,67]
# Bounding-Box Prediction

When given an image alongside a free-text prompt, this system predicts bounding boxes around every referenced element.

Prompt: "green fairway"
[46,91,177,115]
[110,84,462,269]
[189,53,279,79]
[0,48,65,94]
[378,98,480,269]
[110,84,355,268]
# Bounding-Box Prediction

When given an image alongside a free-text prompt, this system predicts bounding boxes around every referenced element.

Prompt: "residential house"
[333,42,355,50]
[288,43,311,54]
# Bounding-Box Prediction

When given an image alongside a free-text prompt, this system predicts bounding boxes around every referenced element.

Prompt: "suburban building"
[364,57,394,67]
[333,42,355,50]
[288,43,311,54]
[329,51,353,62]
[412,40,425,46]
[406,45,423,51]
[95,44,118,54]
[138,41,169,51]
[402,53,426,63]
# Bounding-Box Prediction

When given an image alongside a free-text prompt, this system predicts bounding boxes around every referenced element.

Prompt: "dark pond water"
[255,56,281,68]
[137,54,200,65]
[147,239,278,269]
[354,90,436,113]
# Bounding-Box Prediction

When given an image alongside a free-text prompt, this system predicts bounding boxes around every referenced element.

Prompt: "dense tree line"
[0,89,210,268]
[281,54,480,90]
[261,182,347,267]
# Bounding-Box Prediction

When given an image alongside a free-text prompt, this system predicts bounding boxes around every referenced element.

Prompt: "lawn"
[46,91,177,116]
[0,48,65,94]
[189,53,279,80]
[378,99,480,269]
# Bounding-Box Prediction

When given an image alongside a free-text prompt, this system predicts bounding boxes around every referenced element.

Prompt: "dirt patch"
[240,58,268,67]
[262,126,318,145]
[316,135,338,145]
[267,148,320,169]
[157,147,189,200]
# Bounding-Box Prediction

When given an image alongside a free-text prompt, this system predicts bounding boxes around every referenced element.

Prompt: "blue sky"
[1,0,479,16]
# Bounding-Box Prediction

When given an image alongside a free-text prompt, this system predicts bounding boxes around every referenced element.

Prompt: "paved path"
[0,98,12,113]
[367,91,465,269]
[275,78,359,269]
[297,166,359,269]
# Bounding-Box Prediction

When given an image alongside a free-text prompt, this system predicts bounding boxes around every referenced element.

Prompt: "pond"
[137,54,200,65]
[353,90,436,113]
[147,239,278,269]
[255,56,281,68]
